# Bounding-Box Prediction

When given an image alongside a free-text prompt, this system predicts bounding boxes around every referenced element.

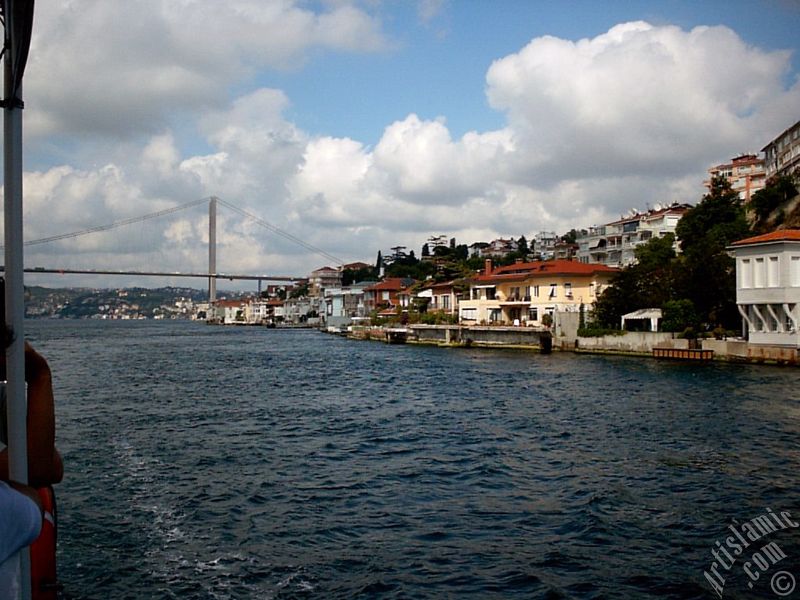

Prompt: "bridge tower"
[209,196,217,307]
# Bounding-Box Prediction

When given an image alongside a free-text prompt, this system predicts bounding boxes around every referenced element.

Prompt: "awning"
[621,308,662,332]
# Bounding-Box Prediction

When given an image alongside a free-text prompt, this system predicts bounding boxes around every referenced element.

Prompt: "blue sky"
[6,0,800,288]
[265,0,800,145]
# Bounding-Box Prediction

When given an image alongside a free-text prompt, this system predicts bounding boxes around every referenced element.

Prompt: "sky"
[3,0,800,291]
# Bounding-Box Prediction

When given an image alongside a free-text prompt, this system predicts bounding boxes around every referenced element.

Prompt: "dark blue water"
[24,320,800,599]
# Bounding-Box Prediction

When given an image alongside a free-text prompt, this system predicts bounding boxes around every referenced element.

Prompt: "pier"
[652,347,715,361]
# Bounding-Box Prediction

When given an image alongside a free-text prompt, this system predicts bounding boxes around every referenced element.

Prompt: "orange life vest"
[29,486,58,600]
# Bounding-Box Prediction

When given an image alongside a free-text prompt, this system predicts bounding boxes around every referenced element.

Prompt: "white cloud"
[486,21,800,186]
[417,0,447,25]
[25,0,389,140]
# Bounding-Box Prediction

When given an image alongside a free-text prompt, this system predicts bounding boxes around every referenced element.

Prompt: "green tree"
[674,176,751,329]
[517,235,529,256]
[342,266,376,286]
[454,244,469,261]
[562,229,581,244]
[290,283,309,298]
[591,235,677,328]
[661,299,699,332]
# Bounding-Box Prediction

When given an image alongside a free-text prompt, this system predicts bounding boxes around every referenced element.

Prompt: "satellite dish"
[653,203,662,211]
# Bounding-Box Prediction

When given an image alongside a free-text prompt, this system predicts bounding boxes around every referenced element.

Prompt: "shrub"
[661,299,699,332]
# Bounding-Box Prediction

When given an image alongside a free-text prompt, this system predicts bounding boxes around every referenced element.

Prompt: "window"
[532,285,540,298]
[442,295,450,310]
[486,288,496,300]
[754,258,765,288]
[740,259,752,288]
[509,286,520,300]
[528,307,539,321]
[549,284,557,299]
[472,288,481,300]
[461,307,477,321]
[792,256,800,287]
[564,283,573,298]
[489,308,501,322]
[768,256,779,287]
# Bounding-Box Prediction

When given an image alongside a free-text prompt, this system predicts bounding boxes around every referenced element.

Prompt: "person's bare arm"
[0,344,63,486]
[23,343,63,486]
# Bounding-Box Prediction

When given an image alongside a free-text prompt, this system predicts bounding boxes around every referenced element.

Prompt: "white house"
[245,299,269,324]
[730,230,800,346]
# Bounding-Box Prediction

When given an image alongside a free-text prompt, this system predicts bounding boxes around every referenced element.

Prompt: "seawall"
[408,324,550,350]
[340,325,798,365]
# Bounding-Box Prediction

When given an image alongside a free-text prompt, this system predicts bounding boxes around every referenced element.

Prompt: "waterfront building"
[282,295,319,325]
[730,229,800,346]
[458,259,618,327]
[308,266,342,298]
[415,279,462,316]
[216,298,247,324]
[577,203,690,268]
[363,278,416,313]
[193,301,211,321]
[267,299,285,323]
[705,154,766,202]
[244,299,269,324]
[322,283,370,327]
[762,119,800,179]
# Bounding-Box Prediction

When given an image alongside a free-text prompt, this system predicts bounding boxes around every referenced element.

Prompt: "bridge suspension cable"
[216,198,343,267]
[2,196,210,248]
[2,194,344,267]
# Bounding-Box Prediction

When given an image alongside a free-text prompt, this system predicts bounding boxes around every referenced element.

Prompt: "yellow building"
[459,259,619,326]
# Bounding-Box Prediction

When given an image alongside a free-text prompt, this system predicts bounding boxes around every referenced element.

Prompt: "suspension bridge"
[0,196,344,303]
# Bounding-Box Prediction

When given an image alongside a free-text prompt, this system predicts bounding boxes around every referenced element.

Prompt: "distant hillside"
[25,286,208,319]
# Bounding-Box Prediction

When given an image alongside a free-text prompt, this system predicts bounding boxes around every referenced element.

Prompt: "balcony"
[499,295,532,306]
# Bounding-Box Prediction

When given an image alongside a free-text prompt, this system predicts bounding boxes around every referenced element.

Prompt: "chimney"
[484,259,493,275]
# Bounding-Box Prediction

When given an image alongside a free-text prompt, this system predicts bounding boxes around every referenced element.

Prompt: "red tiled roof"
[216,299,245,308]
[364,278,415,291]
[343,261,372,270]
[475,260,618,282]
[419,279,458,291]
[730,230,800,246]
